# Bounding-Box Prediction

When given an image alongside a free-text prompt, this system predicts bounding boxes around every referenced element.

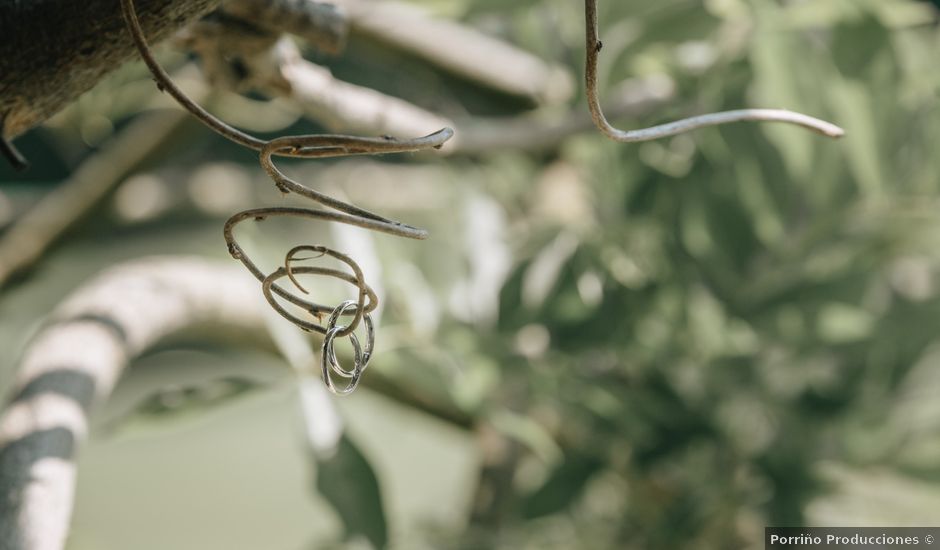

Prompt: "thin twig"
[121,0,266,150]
[583,0,845,141]
[454,75,675,155]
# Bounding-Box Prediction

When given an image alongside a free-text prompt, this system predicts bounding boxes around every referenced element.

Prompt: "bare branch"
[331,0,574,104]
[222,0,348,55]
[179,22,453,139]
[277,47,454,139]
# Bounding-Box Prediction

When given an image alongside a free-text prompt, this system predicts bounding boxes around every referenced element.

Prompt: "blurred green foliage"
[407,0,940,547]
[3,0,940,549]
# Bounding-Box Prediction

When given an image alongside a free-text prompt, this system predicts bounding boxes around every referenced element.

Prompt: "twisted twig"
[584,0,845,141]
[120,0,453,394]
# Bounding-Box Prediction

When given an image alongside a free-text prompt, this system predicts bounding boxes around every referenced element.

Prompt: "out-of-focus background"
[2,0,940,548]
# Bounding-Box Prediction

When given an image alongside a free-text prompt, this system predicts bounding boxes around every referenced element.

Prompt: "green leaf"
[521,451,605,519]
[315,436,388,550]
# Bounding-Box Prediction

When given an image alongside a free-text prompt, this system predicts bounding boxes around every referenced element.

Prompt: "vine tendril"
[584,0,845,141]
[120,0,453,395]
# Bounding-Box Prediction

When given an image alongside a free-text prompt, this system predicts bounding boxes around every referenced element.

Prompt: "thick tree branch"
[221,0,347,54]
[179,19,453,142]
[0,0,223,140]
[0,258,261,550]
[0,257,469,550]
[330,0,574,104]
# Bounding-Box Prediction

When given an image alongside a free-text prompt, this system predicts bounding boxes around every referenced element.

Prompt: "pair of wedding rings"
[321,300,374,395]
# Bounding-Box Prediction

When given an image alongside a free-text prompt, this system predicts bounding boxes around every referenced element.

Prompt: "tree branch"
[0,258,261,550]
[179,18,453,142]
[0,257,469,550]
[221,0,348,54]
[0,0,223,140]
[330,0,574,104]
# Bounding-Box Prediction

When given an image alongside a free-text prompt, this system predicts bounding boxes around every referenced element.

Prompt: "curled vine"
[121,0,452,394]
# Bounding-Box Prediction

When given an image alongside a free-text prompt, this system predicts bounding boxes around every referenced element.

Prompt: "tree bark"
[0,0,223,140]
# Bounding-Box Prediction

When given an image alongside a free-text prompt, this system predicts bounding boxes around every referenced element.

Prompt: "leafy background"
[2,0,940,548]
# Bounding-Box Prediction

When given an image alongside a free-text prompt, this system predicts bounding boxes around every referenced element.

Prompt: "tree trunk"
[0,0,222,139]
